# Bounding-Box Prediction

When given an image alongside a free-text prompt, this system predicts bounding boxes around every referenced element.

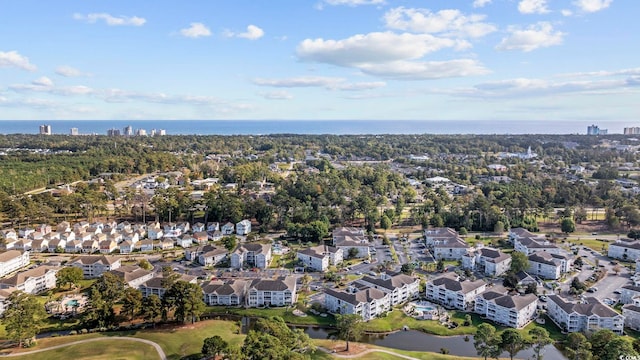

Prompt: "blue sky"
[0,0,638,123]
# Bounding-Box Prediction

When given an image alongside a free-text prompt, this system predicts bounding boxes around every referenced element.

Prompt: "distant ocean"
[0,120,634,135]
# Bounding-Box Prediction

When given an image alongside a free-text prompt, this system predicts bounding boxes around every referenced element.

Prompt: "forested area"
[1,133,639,234]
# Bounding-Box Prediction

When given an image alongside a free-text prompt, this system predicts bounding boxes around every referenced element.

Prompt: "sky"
[0,0,638,123]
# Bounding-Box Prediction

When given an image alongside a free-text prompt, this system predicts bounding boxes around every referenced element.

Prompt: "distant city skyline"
[0,1,638,123]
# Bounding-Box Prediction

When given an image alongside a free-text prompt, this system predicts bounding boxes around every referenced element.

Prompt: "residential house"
[30,238,49,253]
[528,252,564,280]
[324,283,390,321]
[138,240,154,252]
[0,266,58,294]
[110,265,154,289]
[621,285,640,304]
[209,230,223,242]
[193,231,208,244]
[510,228,561,256]
[99,240,117,254]
[0,229,18,243]
[424,227,460,246]
[0,250,30,277]
[176,236,193,248]
[236,220,252,235]
[207,222,220,232]
[60,231,76,242]
[246,276,297,307]
[332,227,369,259]
[424,227,469,260]
[358,272,420,306]
[13,238,32,252]
[47,238,66,253]
[203,279,248,306]
[231,243,272,269]
[82,239,99,253]
[198,246,228,266]
[192,222,205,233]
[140,274,197,298]
[147,224,164,240]
[426,273,486,310]
[56,221,71,233]
[623,297,640,331]
[0,289,12,315]
[221,222,235,235]
[609,240,640,261]
[474,290,538,328]
[156,239,174,250]
[69,255,121,279]
[462,247,512,277]
[119,240,135,254]
[64,240,83,253]
[296,245,343,272]
[18,227,35,238]
[547,295,624,334]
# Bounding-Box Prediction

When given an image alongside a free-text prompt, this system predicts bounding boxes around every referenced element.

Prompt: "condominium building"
[547,295,624,335]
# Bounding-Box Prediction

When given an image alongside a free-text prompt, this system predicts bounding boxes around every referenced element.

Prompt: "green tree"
[589,329,615,360]
[561,218,576,234]
[221,236,237,252]
[121,287,143,320]
[565,332,592,360]
[474,323,501,360]
[380,215,392,230]
[500,329,529,360]
[348,247,359,259]
[242,331,297,360]
[163,280,206,324]
[602,337,638,360]
[336,314,364,352]
[529,327,552,360]
[2,291,46,348]
[55,266,83,289]
[138,258,153,270]
[510,251,529,273]
[494,220,505,234]
[436,258,445,272]
[202,335,229,359]
[254,317,314,355]
[84,272,126,328]
[142,294,163,326]
[401,262,416,275]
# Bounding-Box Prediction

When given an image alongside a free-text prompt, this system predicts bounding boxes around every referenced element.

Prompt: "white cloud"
[383,7,497,38]
[73,13,146,26]
[0,50,37,71]
[296,31,486,80]
[258,90,294,100]
[557,67,640,78]
[225,25,265,40]
[32,77,53,87]
[496,22,565,52]
[253,76,386,91]
[573,0,613,13]
[518,0,550,14]
[180,23,212,38]
[358,59,489,79]
[55,65,90,77]
[561,9,574,16]
[473,0,492,8]
[298,32,463,67]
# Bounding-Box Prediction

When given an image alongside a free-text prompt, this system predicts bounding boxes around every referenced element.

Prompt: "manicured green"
[2,339,160,360]
[204,306,336,326]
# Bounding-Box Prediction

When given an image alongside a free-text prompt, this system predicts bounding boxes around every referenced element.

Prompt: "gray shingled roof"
[431,273,485,293]
[549,295,620,317]
[325,287,387,306]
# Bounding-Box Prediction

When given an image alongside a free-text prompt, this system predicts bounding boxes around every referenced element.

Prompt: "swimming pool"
[66,299,79,307]
[414,305,435,313]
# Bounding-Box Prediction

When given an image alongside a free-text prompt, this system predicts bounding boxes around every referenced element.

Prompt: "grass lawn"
[204,306,336,326]
[311,339,479,360]
[364,309,479,336]
[3,339,160,360]
[567,238,609,252]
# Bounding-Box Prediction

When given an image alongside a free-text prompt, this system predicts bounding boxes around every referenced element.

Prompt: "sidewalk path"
[1,337,166,360]
[317,346,419,360]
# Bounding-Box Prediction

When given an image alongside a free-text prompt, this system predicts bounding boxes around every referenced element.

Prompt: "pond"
[303,326,567,360]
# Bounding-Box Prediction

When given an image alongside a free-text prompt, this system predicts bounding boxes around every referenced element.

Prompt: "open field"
[3,339,160,360]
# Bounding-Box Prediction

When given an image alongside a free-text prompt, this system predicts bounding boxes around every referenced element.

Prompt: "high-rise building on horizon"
[136,128,147,136]
[39,124,52,135]
[70,127,79,136]
[107,128,121,136]
[624,127,640,135]
[124,125,133,136]
[587,124,607,135]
